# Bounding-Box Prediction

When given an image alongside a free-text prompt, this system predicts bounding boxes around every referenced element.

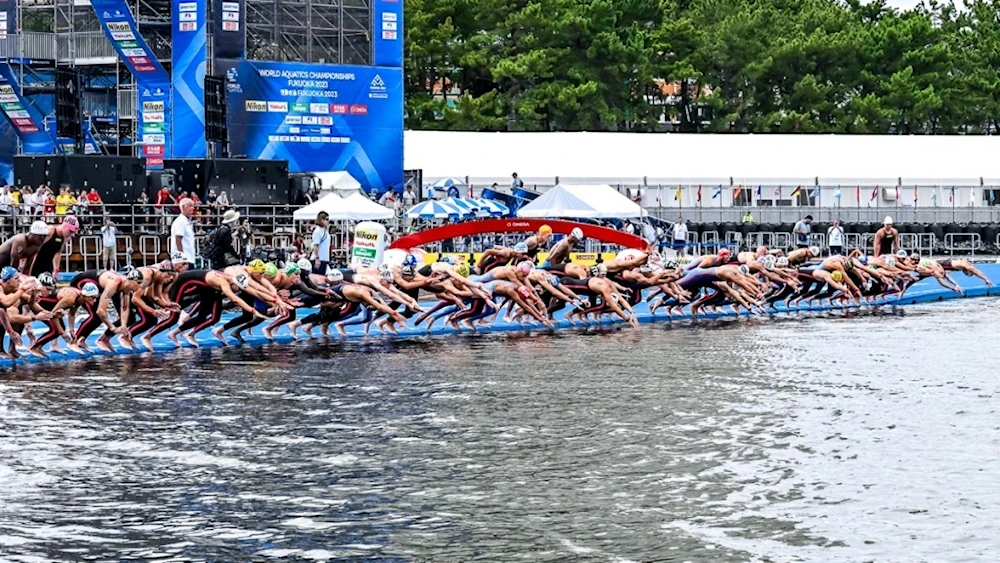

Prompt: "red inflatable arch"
[389,218,649,250]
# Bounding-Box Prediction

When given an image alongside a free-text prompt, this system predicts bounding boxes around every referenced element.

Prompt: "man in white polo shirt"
[170,197,197,264]
[310,211,331,274]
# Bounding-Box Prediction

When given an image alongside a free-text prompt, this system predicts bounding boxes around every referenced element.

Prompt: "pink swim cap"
[517,261,532,275]
[61,215,80,233]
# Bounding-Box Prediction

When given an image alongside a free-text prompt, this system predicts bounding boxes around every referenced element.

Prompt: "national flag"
[774,186,781,197]
[932,187,937,202]
[856,186,860,203]
[697,185,702,202]
[990,190,996,204]
[656,186,662,204]
[895,186,900,200]
[971,187,977,203]
[949,187,954,203]
[809,186,819,198]
[712,186,723,199]
[674,185,682,201]
[468,184,474,198]
[790,186,802,198]
[733,185,743,199]
[834,185,842,200]
[870,186,879,201]
[755,185,762,198]
[913,185,918,203]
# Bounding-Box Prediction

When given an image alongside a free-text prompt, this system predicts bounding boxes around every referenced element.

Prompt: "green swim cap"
[264,262,279,277]
[284,262,300,276]
[919,258,931,268]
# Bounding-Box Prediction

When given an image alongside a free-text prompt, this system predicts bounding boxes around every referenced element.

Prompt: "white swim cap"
[896,249,907,258]
[378,264,393,280]
[571,227,584,240]
[81,282,99,297]
[762,256,776,271]
[808,246,820,256]
[885,257,896,268]
[776,257,789,267]
[884,216,893,225]
[233,273,250,290]
[326,270,344,283]
[738,264,750,276]
[29,221,49,236]
[297,258,312,271]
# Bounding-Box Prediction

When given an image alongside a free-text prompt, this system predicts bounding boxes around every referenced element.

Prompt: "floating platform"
[6,263,1000,369]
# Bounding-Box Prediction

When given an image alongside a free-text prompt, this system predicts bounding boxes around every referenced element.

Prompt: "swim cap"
[757,246,768,255]
[233,273,250,290]
[156,259,174,272]
[762,256,776,271]
[326,270,344,283]
[831,270,843,283]
[664,259,679,269]
[81,281,99,297]
[61,215,79,233]
[857,255,869,265]
[455,262,470,277]
[401,265,416,277]
[29,220,49,236]
[264,262,279,277]
[37,272,56,288]
[738,264,750,276]
[513,242,529,254]
[639,264,654,274]
[403,253,418,268]
[597,264,608,276]
[776,257,789,267]
[919,258,932,268]
[284,262,300,276]
[378,263,394,280]
[808,246,820,256]
[547,275,561,287]
[896,249,907,258]
[439,255,455,265]
[885,257,896,268]
[539,225,553,236]
[126,268,143,282]
[589,265,600,277]
[0,266,17,283]
[910,252,921,261]
[517,261,532,275]
[570,227,584,240]
[516,285,532,299]
[884,216,894,225]
[297,258,312,271]
[171,252,191,266]
[247,259,266,274]
[718,248,731,259]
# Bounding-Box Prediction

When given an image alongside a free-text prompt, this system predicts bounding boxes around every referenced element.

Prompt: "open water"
[2,299,1000,562]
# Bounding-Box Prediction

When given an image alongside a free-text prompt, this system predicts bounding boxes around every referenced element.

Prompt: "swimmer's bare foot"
[140,335,155,353]
[182,331,199,347]
[334,323,347,337]
[96,336,114,353]
[167,329,181,347]
[212,326,229,346]
[68,343,85,355]
[263,326,275,340]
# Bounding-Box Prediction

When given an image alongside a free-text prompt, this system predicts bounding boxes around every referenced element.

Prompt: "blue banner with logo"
[171,0,206,157]
[213,0,245,60]
[90,0,170,167]
[0,63,57,154]
[373,0,403,67]
[222,59,403,192]
[0,0,16,43]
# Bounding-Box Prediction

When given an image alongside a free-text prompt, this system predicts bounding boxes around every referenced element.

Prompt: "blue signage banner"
[0,63,57,155]
[90,0,170,167]
[171,0,207,157]
[373,0,403,67]
[213,0,246,60]
[0,0,16,43]
[223,59,403,192]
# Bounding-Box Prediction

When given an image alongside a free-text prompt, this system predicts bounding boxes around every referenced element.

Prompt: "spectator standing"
[203,209,241,267]
[55,187,72,215]
[155,184,176,231]
[74,190,88,216]
[10,186,21,219]
[793,215,813,249]
[511,172,524,190]
[742,211,754,223]
[28,187,43,216]
[402,185,416,207]
[204,189,217,218]
[0,187,12,219]
[827,219,845,256]
[86,188,103,215]
[216,190,230,210]
[236,219,253,262]
[170,197,197,264]
[379,189,396,207]
[310,211,331,274]
[672,217,688,256]
[101,218,119,270]
[43,189,56,218]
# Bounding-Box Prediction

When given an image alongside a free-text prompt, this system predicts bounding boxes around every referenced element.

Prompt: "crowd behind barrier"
[4,200,1000,276]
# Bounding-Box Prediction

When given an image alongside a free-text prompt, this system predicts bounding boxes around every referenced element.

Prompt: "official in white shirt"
[827,219,845,256]
[170,198,197,264]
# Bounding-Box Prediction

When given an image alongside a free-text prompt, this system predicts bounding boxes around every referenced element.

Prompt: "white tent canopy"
[404,130,1000,186]
[311,171,363,193]
[294,192,394,221]
[516,184,646,219]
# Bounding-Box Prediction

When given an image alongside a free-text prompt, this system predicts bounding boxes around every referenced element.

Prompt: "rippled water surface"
[2,299,1000,562]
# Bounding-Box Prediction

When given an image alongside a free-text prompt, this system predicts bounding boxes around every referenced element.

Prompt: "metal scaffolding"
[245,0,372,66]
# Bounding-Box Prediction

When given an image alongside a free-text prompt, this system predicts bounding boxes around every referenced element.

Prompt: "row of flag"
[653,185,995,204]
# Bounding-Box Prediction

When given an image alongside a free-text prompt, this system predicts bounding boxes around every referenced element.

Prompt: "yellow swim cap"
[247,259,266,274]
[456,263,470,277]
[539,224,552,236]
[831,270,843,283]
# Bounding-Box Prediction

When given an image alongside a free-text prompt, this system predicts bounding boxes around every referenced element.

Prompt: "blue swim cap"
[0,266,17,283]
[403,253,418,267]
[514,242,529,253]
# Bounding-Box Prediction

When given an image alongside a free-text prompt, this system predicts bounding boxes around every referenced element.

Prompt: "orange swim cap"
[539,224,552,236]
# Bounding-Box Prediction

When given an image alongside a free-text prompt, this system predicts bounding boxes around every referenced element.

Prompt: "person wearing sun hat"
[203,209,241,267]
